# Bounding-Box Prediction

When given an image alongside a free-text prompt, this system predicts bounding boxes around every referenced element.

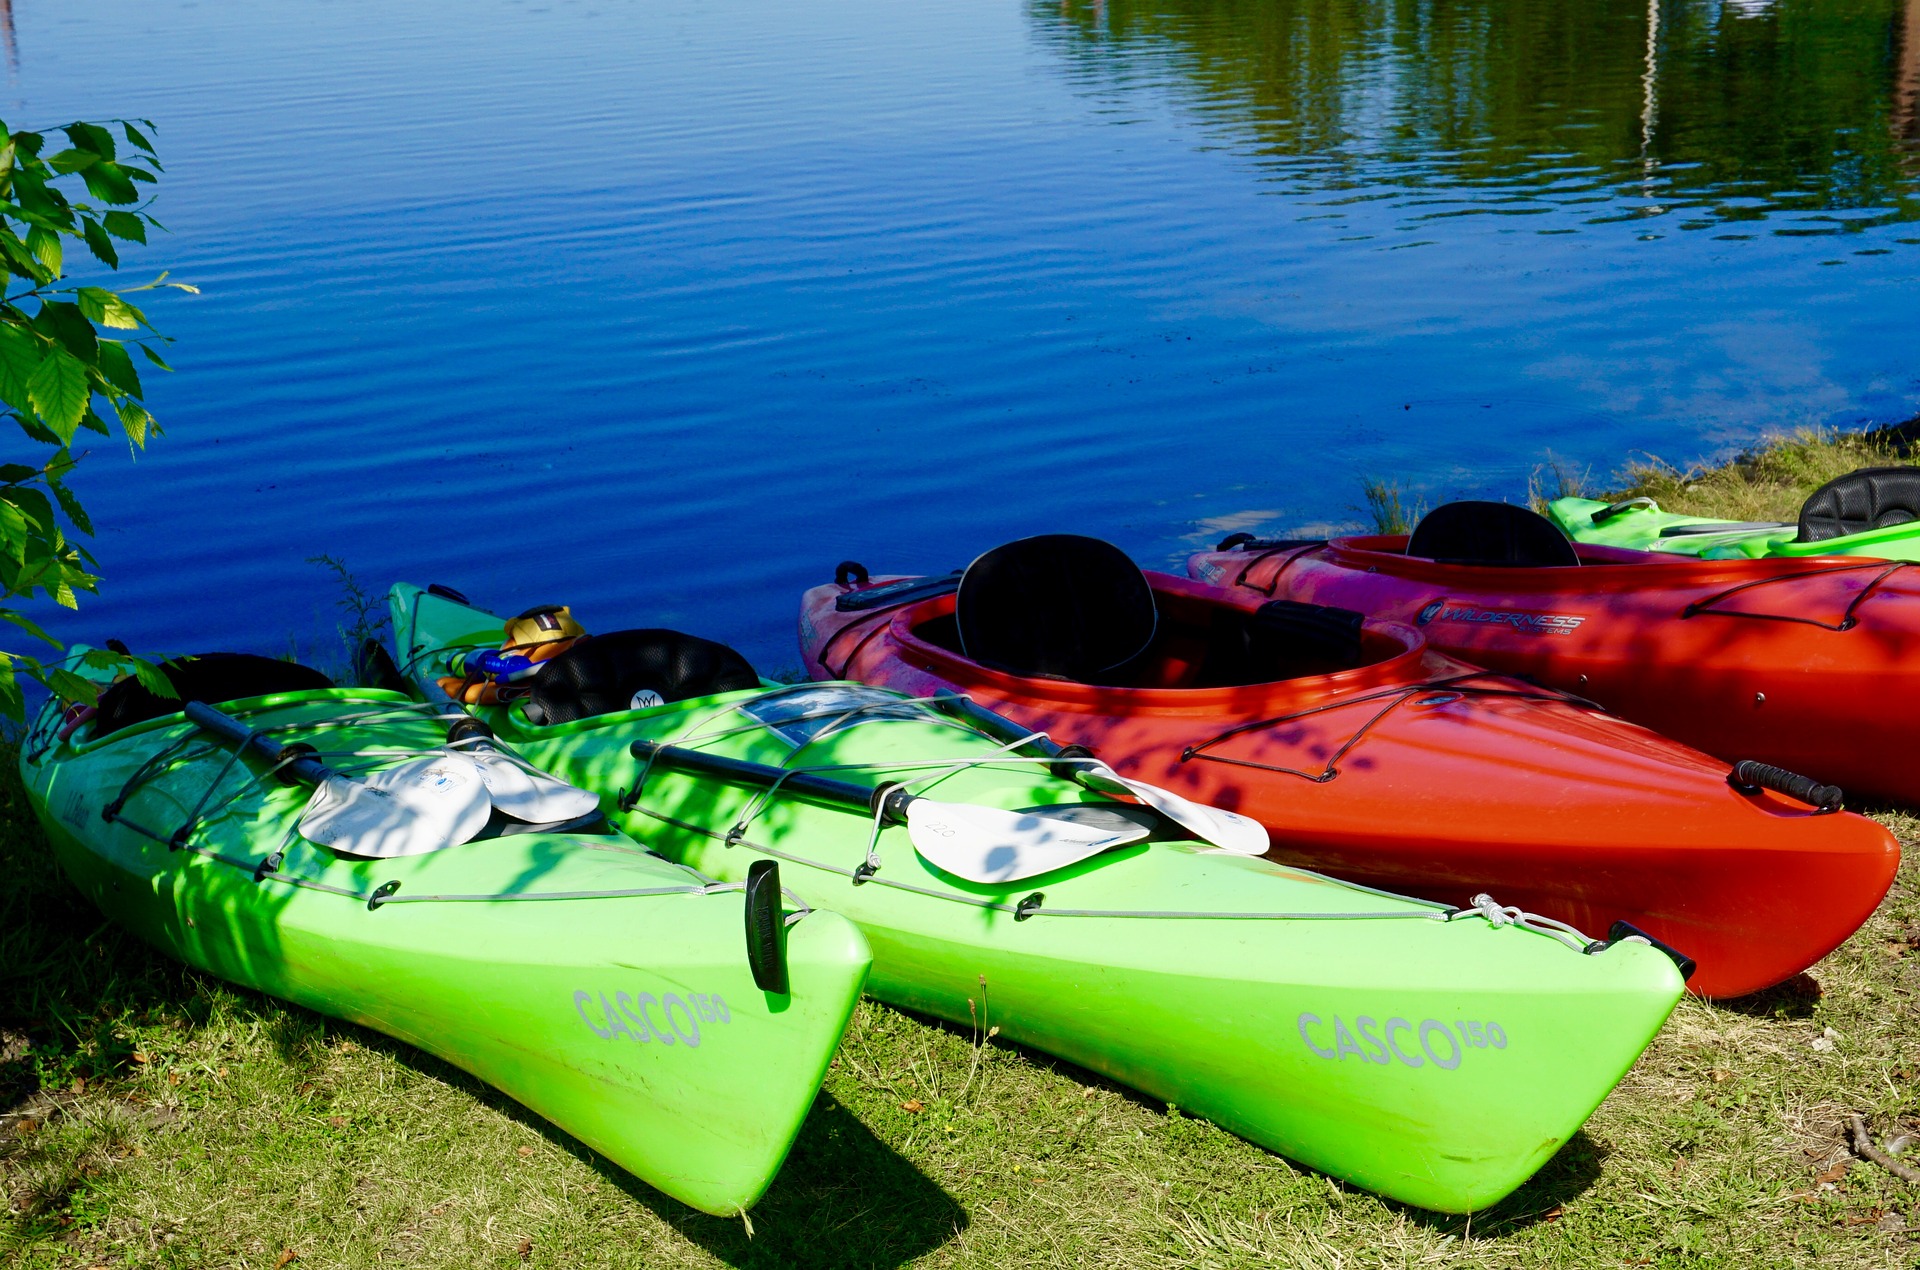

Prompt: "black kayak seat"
[94,653,334,738]
[524,629,760,725]
[1797,466,1920,543]
[956,534,1157,681]
[1248,600,1366,670]
[1406,501,1580,568]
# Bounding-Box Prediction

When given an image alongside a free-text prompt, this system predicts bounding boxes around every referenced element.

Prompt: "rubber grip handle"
[742,859,789,995]
[834,560,870,588]
[1730,760,1843,812]
[1603,920,1697,982]
[832,572,962,613]
[1590,496,1657,525]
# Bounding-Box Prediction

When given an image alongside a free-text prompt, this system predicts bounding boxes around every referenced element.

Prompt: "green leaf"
[80,217,119,268]
[95,340,141,396]
[75,406,110,437]
[131,657,175,697]
[121,122,157,156]
[8,484,54,533]
[0,323,42,413]
[80,162,139,206]
[102,210,147,243]
[63,122,116,160]
[76,287,144,331]
[48,474,93,536]
[0,608,61,649]
[115,400,152,447]
[10,130,42,157]
[0,463,35,483]
[44,667,100,707]
[36,301,99,362]
[46,148,99,174]
[137,343,172,371]
[24,226,61,277]
[16,414,60,445]
[27,347,88,441]
[0,658,22,721]
[0,231,48,283]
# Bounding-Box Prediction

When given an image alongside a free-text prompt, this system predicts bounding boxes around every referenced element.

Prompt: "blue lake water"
[10,0,1920,671]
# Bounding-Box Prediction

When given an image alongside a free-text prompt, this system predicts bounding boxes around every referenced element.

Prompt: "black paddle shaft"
[929,692,1098,781]
[629,739,914,822]
[184,700,338,789]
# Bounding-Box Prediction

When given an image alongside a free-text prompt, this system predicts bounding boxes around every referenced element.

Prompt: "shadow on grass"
[335,1022,967,1270]
[1711,972,1824,1020]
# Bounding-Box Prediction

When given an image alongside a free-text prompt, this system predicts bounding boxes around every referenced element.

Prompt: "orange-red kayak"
[801,566,1898,999]
[1188,533,1920,808]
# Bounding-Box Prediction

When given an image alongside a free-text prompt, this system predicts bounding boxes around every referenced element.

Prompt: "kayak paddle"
[628,739,1149,884]
[185,700,492,858]
[444,716,601,822]
[930,692,1269,855]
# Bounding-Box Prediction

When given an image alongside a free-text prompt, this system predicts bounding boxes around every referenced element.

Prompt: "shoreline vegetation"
[10,422,1920,1268]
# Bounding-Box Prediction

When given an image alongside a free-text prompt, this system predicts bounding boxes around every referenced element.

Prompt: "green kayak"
[387,582,1688,1214]
[1547,466,1920,560]
[19,651,871,1216]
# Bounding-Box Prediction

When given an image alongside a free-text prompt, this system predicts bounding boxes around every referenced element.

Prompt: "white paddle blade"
[905,799,1150,884]
[465,749,600,822]
[299,754,492,858]
[1082,761,1270,855]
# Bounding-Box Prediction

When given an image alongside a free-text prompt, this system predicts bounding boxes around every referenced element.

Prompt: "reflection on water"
[1036,0,1920,231]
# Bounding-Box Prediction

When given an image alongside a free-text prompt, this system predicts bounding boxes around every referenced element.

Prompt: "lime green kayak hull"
[1547,494,1920,560]
[20,677,871,1216]
[392,583,1685,1213]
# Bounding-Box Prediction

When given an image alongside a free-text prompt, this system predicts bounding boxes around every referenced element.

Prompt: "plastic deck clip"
[367,880,402,911]
[1014,892,1045,921]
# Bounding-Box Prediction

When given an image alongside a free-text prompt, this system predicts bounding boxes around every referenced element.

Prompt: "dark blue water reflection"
[8,0,1919,668]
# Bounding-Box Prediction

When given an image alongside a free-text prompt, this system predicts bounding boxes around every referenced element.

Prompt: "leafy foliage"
[0,118,195,719]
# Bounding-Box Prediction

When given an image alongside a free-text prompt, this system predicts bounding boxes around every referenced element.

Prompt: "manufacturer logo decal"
[1297,1013,1505,1069]
[575,989,730,1048]
[1417,598,1585,636]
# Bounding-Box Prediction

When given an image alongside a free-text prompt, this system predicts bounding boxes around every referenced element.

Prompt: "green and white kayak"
[19,652,871,1216]
[389,582,1688,1214]
[1548,466,1920,560]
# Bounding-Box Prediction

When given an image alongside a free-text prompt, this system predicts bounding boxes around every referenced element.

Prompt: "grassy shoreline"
[11,427,1920,1268]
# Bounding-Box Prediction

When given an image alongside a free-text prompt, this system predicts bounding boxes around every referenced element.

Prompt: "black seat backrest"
[94,653,333,738]
[524,629,760,725]
[1406,501,1580,568]
[1248,600,1366,672]
[1798,466,1920,543]
[955,534,1157,681]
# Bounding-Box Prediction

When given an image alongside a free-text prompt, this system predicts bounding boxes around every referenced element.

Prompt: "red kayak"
[800,534,1899,999]
[1187,499,1920,807]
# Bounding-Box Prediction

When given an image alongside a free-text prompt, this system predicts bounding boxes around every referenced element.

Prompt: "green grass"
[13,425,1920,1267]
[1546,421,1920,524]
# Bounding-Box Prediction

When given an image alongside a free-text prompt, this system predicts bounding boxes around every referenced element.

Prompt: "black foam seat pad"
[1406,501,1580,568]
[94,653,334,738]
[1798,466,1920,543]
[955,534,1158,681]
[524,629,760,724]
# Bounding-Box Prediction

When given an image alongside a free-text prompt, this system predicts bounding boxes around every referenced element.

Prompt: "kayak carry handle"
[1590,920,1697,981]
[1590,497,1657,525]
[833,571,963,613]
[1215,533,1328,552]
[1729,760,1843,813]
[742,859,789,995]
[834,561,870,588]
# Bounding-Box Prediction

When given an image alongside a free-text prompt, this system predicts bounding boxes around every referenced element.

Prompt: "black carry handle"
[629,739,912,822]
[1595,920,1697,982]
[742,859,789,994]
[833,571,963,613]
[834,561,869,588]
[929,692,1097,780]
[1657,520,1792,539]
[1729,760,1843,813]
[1215,533,1328,552]
[1589,497,1657,525]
